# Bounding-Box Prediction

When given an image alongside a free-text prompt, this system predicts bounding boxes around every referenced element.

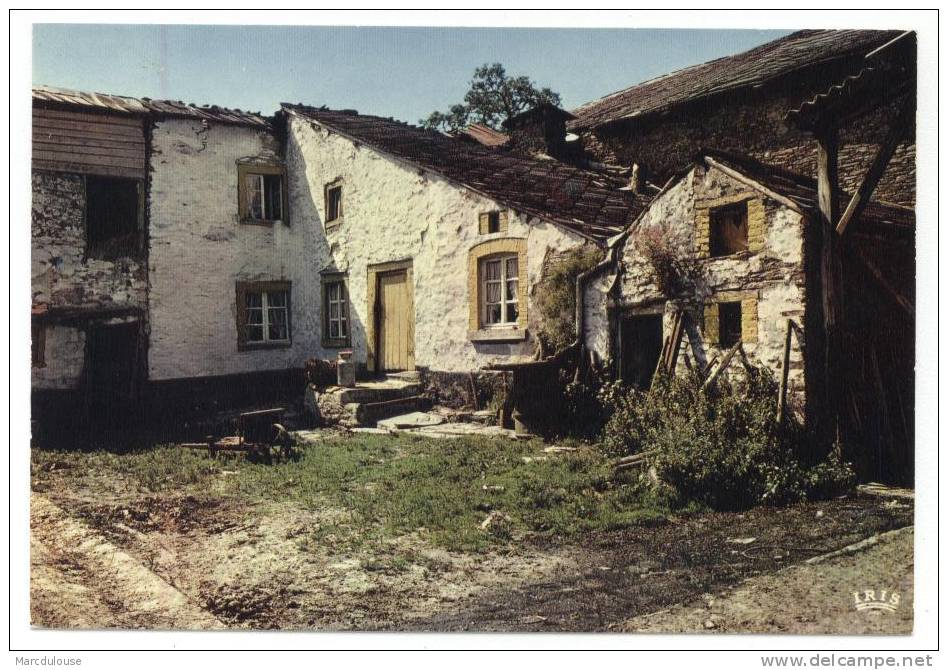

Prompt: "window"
[238,164,287,224]
[481,254,520,327]
[718,301,743,348]
[322,276,350,346]
[710,202,749,257]
[325,181,343,226]
[236,282,291,349]
[479,210,508,235]
[86,175,142,259]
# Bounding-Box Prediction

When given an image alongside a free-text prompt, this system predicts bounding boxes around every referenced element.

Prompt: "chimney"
[502,103,577,159]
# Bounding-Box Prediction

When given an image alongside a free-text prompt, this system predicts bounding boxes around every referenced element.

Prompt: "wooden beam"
[703,157,805,213]
[837,103,913,236]
[702,341,742,391]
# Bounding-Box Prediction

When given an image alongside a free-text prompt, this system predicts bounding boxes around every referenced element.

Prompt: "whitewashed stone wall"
[286,115,588,373]
[31,170,148,389]
[148,119,321,380]
[584,164,808,399]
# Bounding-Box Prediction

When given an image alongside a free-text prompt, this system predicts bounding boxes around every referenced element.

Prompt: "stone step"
[354,395,431,426]
[385,370,421,383]
[334,381,422,405]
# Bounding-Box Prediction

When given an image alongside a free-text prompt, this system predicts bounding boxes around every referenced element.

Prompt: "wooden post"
[816,124,844,445]
[702,341,742,392]
[777,318,793,423]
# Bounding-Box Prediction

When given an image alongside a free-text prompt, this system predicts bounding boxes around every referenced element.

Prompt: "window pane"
[506,303,519,323]
[327,283,339,302]
[505,279,518,301]
[267,290,287,307]
[486,281,501,304]
[329,302,339,319]
[265,175,283,220]
[486,304,501,324]
[484,259,501,281]
[339,317,348,338]
[245,292,262,309]
[246,325,264,342]
[327,187,342,221]
[506,257,519,278]
[246,174,264,220]
[246,308,263,325]
[268,308,288,340]
[329,321,339,338]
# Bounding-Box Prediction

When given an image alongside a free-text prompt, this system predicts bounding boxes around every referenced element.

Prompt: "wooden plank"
[32,150,144,170]
[33,108,143,127]
[33,141,145,160]
[31,159,144,179]
[32,129,146,148]
[852,246,915,318]
[32,117,145,139]
[664,310,685,373]
[836,102,913,236]
[702,341,742,391]
[776,318,794,423]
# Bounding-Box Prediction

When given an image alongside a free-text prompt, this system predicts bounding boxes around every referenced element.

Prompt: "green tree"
[421,63,561,133]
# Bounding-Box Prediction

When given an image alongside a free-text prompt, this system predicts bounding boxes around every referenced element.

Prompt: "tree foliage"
[421,63,562,133]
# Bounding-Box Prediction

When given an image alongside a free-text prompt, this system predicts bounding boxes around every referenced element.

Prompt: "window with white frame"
[481,254,519,327]
[324,279,349,343]
[237,282,291,349]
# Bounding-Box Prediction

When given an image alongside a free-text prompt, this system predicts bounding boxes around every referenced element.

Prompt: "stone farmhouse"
[30,28,916,485]
[30,87,642,436]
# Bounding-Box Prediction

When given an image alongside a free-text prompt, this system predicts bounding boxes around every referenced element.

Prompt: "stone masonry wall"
[583,89,915,207]
[585,164,809,405]
[31,170,148,390]
[286,115,590,374]
[148,119,321,381]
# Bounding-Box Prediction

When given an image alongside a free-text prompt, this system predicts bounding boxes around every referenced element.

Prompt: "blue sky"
[33,25,792,123]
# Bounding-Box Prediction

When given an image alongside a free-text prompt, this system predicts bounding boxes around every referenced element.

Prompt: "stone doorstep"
[330,381,422,405]
[354,395,431,426]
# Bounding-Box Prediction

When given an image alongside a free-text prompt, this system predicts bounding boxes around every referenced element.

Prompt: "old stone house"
[582,150,914,483]
[30,87,645,433]
[570,29,916,206]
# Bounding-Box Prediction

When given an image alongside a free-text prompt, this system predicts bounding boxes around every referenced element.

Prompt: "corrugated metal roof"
[284,104,648,242]
[458,124,510,147]
[570,29,903,130]
[32,85,271,128]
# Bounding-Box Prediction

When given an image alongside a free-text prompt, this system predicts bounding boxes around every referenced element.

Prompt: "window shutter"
[282,172,291,226]
[704,303,720,345]
[741,297,758,343]
[499,210,509,233]
[479,212,490,235]
[235,283,248,348]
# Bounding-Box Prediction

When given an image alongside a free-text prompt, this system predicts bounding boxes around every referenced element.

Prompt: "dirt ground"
[30,469,913,633]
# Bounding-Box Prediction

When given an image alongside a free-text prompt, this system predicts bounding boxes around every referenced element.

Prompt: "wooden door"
[378,270,413,371]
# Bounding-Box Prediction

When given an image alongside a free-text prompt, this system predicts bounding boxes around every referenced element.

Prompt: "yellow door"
[378,270,413,371]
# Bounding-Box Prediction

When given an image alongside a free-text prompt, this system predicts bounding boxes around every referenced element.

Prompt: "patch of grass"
[31,433,670,552]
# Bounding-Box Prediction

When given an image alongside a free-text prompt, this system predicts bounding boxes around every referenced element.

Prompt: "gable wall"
[586,164,810,403]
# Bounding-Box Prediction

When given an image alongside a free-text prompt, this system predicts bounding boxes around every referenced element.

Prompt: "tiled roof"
[283,104,646,242]
[32,85,271,128]
[699,149,914,233]
[570,29,903,130]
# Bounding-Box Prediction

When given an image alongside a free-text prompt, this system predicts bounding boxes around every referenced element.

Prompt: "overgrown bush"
[598,368,855,510]
[534,246,603,354]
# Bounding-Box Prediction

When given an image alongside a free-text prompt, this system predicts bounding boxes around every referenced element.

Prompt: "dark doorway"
[619,314,664,390]
[84,322,142,430]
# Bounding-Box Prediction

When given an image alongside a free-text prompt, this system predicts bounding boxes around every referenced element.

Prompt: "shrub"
[598,368,855,510]
[634,226,706,308]
[534,246,603,354]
